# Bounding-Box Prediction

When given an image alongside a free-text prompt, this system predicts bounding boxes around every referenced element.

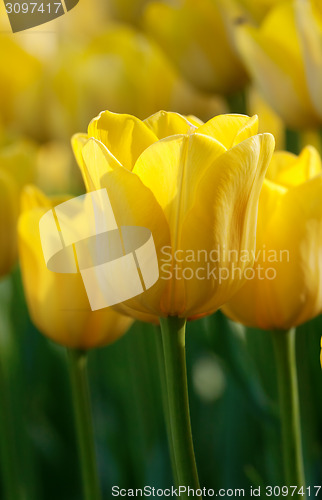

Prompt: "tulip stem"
[0,357,20,500]
[154,326,178,487]
[67,349,101,500]
[160,317,201,499]
[272,329,306,497]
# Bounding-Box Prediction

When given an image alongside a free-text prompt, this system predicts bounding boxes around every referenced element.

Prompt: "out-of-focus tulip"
[235,0,320,129]
[18,186,133,348]
[0,139,36,277]
[247,86,285,150]
[0,35,41,127]
[22,26,225,141]
[72,110,274,321]
[143,0,248,94]
[222,145,322,330]
[296,0,322,123]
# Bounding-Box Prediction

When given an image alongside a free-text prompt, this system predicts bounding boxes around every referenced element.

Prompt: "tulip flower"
[247,86,285,150]
[235,0,320,129]
[0,139,36,278]
[72,109,274,494]
[24,26,225,141]
[222,145,322,492]
[0,34,41,129]
[222,145,322,330]
[143,0,248,95]
[18,185,133,349]
[72,110,274,322]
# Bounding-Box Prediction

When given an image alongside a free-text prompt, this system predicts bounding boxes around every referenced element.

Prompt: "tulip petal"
[267,146,322,187]
[235,10,319,128]
[78,139,171,318]
[197,114,258,148]
[296,0,322,119]
[144,110,197,139]
[88,110,158,170]
[71,133,90,188]
[21,185,53,212]
[132,133,226,245]
[80,138,123,191]
[186,115,204,126]
[98,165,172,318]
[178,133,275,317]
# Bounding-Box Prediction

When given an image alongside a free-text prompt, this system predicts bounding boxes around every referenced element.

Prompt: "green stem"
[154,326,178,487]
[67,349,101,500]
[0,356,21,500]
[271,329,306,497]
[160,317,201,499]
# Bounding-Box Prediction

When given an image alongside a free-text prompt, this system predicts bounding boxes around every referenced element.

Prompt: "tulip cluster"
[0,0,322,499]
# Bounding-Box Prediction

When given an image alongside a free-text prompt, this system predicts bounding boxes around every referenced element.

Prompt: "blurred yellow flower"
[0,35,41,128]
[235,0,320,129]
[18,186,133,349]
[72,110,274,321]
[247,86,285,150]
[23,26,225,141]
[143,0,248,94]
[222,145,322,330]
[0,139,36,277]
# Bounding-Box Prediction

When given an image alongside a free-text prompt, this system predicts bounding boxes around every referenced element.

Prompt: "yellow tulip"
[0,139,36,277]
[0,34,41,128]
[35,141,83,195]
[247,86,285,150]
[235,0,320,129]
[143,0,248,95]
[222,145,322,330]
[18,186,133,349]
[31,26,225,141]
[72,110,274,321]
